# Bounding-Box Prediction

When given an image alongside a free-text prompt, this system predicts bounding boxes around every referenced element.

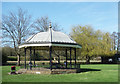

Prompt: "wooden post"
[70,48,72,68]
[74,48,76,68]
[66,49,67,69]
[34,49,35,67]
[50,46,52,70]
[30,47,32,70]
[24,48,26,69]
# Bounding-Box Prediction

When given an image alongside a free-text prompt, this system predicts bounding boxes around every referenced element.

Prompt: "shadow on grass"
[77,68,101,73]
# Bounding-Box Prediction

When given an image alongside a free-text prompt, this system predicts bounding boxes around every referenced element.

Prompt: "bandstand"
[19,23,82,74]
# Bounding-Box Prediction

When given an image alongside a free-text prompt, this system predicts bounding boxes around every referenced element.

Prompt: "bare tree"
[2,8,34,66]
[117,32,120,54]
[32,16,64,63]
[31,16,60,32]
[111,32,118,50]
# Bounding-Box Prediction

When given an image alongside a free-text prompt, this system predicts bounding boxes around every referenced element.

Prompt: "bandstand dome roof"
[26,29,76,43]
[19,24,82,49]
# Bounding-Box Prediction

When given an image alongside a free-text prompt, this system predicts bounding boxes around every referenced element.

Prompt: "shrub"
[2,49,8,65]
[7,56,17,61]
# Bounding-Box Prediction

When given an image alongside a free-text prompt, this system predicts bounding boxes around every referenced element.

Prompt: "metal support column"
[33,49,35,67]
[70,48,72,68]
[58,55,60,64]
[50,46,52,70]
[24,48,26,69]
[74,48,76,68]
[66,49,67,69]
[30,47,32,70]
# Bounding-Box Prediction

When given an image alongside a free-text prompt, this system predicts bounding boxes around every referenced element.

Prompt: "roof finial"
[49,22,52,28]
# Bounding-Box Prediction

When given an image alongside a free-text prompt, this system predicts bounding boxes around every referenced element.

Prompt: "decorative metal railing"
[20,63,80,70]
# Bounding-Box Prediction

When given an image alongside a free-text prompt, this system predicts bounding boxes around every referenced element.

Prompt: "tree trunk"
[86,55,90,64]
[101,56,104,64]
[17,54,20,66]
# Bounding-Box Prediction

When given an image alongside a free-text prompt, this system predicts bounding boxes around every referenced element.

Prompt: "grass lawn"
[2,64,118,82]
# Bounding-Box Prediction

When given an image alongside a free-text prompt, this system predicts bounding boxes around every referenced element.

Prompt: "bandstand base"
[17,68,80,74]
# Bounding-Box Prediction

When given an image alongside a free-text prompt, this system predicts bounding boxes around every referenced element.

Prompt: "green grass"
[2,64,118,82]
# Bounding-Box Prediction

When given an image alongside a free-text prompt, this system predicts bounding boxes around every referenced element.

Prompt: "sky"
[2,2,118,34]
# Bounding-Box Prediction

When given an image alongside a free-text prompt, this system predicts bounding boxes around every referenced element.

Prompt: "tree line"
[70,25,117,63]
[2,8,60,65]
[2,8,118,65]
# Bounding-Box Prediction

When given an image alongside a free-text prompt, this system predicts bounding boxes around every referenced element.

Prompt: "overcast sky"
[2,2,118,34]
